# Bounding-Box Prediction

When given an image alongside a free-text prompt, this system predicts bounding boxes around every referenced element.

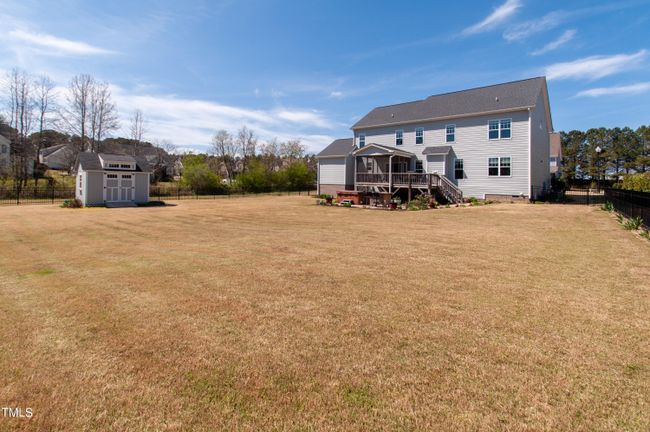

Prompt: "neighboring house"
[316,77,554,201]
[549,132,562,176]
[0,134,10,176]
[39,144,75,171]
[75,153,151,206]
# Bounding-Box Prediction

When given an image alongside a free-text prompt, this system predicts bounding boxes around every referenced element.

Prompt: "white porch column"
[353,155,357,191]
[388,154,394,193]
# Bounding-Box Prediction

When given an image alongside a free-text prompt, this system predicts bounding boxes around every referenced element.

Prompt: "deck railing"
[355,172,463,203]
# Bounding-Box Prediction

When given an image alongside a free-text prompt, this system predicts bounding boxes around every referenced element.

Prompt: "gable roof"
[41,144,70,157]
[316,138,355,158]
[352,77,547,130]
[77,152,151,172]
[352,143,415,158]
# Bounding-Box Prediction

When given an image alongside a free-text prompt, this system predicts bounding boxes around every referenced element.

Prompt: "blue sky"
[1,0,649,153]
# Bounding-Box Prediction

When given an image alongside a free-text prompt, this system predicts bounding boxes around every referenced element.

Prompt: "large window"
[395,129,403,146]
[488,157,511,176]
[454,159,464,179]
[446,125,455,143]
[358,133,365,148]
[415,127,424,145]
[489,119,511,140]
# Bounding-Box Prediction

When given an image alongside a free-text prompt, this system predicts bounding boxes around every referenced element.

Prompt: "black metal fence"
[530,186,605,205]
[0,184,316,205]
[0,186,75,205]
[604,188,650,229]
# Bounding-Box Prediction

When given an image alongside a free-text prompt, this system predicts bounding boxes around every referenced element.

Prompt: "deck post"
[354,156,357,192]
[388,155,393,193]
[408,173,412,203]
[428,174,432,196]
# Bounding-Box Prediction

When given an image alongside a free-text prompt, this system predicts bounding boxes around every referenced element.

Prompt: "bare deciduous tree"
[64,74,95,153]
[211,129,238,183]
[280,139,305,161]
[90,81,119,152]
[5,68,35,187]
[33,75,56,163]
[129,109,146,156]
[236,125,256,173]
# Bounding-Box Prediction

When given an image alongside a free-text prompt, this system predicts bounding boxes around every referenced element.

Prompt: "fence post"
[587,189,590,206]
[51,184,55,204]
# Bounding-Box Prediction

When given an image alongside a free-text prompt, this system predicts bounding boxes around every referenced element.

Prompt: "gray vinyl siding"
[355,110,531,198]
[134,173,150,203]
[529,92,551,197]
[318,158,346,186]
[86,171,105,205]
[426,155,445,174]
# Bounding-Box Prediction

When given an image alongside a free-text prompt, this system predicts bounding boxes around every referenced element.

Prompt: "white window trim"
[415,127,424,145]
[395,129,404,146]
[446,124,456,143]
[358,133,365,148]
[454,158,463,180]
[488,118,512,141]
[487,156,512,177]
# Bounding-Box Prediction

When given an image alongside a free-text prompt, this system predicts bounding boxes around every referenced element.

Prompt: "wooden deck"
[355,173,463,203]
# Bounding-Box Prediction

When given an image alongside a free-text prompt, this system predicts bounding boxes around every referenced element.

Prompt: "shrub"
[641,230,650,241]
[408,194,433,211]
[601,201,614,212]
[623,216,643,231]
[237,160,271,193]
[182,157,227,194]
[468,196,481,206]
[61,198,82,208]
[617,173,650,192]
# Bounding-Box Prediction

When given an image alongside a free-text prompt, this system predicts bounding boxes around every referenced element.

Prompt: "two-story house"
[316,77,553,202]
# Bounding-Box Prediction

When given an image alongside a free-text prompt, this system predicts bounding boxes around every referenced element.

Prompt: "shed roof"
[77,152,151,172]
[422,146,453,155]
[352,77,546,130]
[316,138,355,158]
[41,144,69,157]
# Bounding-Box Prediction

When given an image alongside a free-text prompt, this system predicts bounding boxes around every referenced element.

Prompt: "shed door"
[120,174,134,201]
[105,174,119,201]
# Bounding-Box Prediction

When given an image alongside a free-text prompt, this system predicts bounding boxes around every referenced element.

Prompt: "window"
[489,119,511,140]
[107,174,118,179]
[500,157,511,176]
[122,175,132,179]
[415,127,424,145]
[358,133,365,148]
[367,159,373,173]
[108,163,120,168]
[446,125,455,143]
[120,164,131,169]
[550,157,557,167]
[454,159,464,179]
[79,174,82,187]
[488,157,511,177]
[415,160,423,173]
[395,129,403,146]
[1,144,6,154]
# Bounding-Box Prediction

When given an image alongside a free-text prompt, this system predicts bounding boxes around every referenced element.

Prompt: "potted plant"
[389,197,401,210]
[324,194,333,205]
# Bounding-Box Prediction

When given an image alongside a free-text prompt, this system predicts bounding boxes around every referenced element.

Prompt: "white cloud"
[545,49,648,80]
[329,91,344,99]
[462,0,522,36]
[531,29,576,56]
[7,29,116,56]
[503,11,566,42]
[575,82,650,97]
[108,86,339,153]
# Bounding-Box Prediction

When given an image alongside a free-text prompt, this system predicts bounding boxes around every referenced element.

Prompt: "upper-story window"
[415,127,424,145]
[108,163,120,168]
[446,125,456,143]
[395,129,403,146]
[358,133,365,148]
[120,164,132,169]
[489,119,512,140]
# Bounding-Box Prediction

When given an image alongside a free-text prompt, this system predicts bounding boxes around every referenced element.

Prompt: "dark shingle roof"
[422,146,452,155]
[352,77,546,130]
[316,138,355,158]
[41,144,69,157]
[77,152,151,172]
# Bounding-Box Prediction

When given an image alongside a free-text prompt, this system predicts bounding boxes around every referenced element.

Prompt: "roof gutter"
[350,106,534,131]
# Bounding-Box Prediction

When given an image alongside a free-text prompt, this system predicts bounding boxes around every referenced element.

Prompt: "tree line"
[560,126,650,186]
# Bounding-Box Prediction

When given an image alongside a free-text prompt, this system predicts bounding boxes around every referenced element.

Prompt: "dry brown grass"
[0,197,649,431]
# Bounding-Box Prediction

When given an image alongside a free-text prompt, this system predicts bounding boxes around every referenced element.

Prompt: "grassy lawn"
[0,197,648,431]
